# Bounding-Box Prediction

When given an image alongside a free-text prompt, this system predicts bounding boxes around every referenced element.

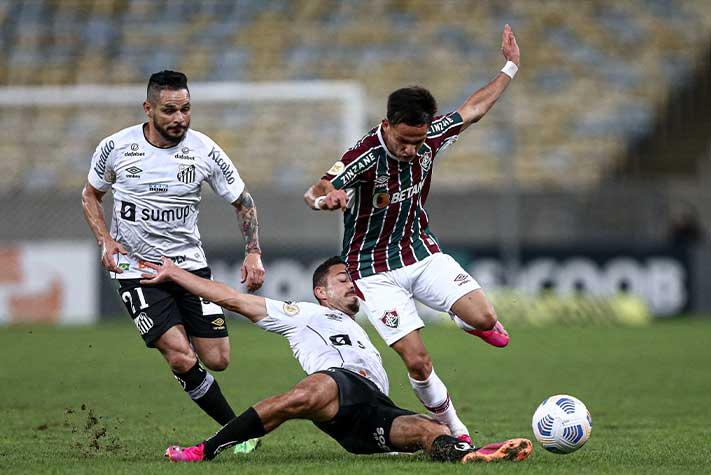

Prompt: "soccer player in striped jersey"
[304,25,520,444]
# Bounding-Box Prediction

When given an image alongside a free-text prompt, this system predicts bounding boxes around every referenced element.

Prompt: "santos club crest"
[177,164,195,183]
[381,309,399,328]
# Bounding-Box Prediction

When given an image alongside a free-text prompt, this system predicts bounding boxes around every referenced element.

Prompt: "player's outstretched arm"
[81,182,127,273]
[456,24,520,131]
[232,189,265,292]
[304,179,348,210]
[140,257,268,322]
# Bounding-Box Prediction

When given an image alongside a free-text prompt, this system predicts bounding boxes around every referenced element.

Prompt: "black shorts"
[313,368,416,454]
[117,267,227,348]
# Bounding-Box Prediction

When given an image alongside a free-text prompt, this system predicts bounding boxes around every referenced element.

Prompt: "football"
[531,394,592,454]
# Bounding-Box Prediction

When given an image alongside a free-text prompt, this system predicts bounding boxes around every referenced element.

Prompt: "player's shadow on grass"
[210,450,427,465]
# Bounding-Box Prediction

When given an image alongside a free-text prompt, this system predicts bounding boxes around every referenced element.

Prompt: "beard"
[345,299,360,315]
[153,117,189,144]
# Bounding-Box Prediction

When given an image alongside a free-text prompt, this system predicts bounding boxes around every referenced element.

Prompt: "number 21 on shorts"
[121,287,149,314]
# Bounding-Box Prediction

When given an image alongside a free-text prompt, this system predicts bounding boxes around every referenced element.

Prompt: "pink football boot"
[165,443,205,462]
[461,438,532,463]
[466,320,509,348]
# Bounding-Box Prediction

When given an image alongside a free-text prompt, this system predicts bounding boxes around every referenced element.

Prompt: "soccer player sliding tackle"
[140,256,532,463]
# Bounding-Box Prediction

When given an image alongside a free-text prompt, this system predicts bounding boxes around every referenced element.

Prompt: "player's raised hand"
[99,236,128,273]
[323,189,349,211]
[139,257,175,284]
[241,251,265,292]
[501,24,520,66]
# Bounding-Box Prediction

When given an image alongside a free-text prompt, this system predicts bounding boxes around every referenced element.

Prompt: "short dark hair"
[147,70,189,104]
[386,86,437,126]
[312,256,345,290]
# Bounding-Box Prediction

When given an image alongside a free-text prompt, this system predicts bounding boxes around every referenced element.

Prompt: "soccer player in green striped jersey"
[305,25,520,445]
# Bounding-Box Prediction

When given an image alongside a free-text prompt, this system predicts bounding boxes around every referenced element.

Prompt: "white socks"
[408,368,470,437]
[452,314,477,331]
[448,310,477,331]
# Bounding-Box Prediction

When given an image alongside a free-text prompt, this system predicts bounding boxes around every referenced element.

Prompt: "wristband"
[313,196,326,210]
[501,61,518,79]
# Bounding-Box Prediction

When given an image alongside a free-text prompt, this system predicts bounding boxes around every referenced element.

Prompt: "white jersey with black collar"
[87,124,245,279]
[257,299,390,395]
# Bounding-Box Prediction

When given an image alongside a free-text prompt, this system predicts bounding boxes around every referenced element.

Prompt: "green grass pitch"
[1,318,710,474]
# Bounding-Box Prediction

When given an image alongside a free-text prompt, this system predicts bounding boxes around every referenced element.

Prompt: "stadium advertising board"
[97,246,691,320]
[458,247,689,317]
[0,242,98,324]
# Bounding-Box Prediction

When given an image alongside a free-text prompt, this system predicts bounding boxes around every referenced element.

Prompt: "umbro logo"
[454,274,471,286]
[126,166,142,178]
[374,175,389,187]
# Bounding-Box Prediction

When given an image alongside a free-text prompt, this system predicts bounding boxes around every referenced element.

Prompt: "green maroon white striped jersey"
[321,112,464,279]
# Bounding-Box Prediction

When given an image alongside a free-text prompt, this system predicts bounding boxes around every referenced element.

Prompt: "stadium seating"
[0,0,709,190]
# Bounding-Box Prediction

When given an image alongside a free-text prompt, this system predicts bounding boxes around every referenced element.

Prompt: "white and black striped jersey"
[87,124,245,279]
[257,299,390,395]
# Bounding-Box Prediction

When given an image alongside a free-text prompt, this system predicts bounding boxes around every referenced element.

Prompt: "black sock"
[202,406,267,459]
[430,434,475,462]
[173,361,236,425]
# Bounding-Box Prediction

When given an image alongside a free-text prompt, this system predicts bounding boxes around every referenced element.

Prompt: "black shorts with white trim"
[117,267,227,347]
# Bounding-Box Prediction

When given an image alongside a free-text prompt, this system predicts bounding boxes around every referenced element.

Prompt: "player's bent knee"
[202,353,230,372]
[478,309,497,330]
[404,353,433,380]
[165,351,198,373]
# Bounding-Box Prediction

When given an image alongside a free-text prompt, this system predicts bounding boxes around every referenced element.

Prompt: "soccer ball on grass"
[531,394,591,454]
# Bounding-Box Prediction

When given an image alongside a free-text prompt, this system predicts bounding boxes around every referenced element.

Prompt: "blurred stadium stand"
[0,0,709,191]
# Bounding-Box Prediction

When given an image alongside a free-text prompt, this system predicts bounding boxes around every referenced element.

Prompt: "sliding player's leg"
[166,373,339,461]
[389,413,532,463]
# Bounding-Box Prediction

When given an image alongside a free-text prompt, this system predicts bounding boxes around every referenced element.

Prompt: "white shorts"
[355,253,481,346]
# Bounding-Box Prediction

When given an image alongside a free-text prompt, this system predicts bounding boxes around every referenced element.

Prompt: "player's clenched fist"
[323,189,348,210]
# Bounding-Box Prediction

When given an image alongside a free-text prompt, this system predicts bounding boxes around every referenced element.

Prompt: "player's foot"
[461,438,532,463]
[466,320,509,348]
[165,443,205,462]
[233,437,261,454]
[456,434,473,446]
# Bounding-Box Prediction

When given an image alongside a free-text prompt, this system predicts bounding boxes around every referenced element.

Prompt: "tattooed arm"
[232,189,265,292]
